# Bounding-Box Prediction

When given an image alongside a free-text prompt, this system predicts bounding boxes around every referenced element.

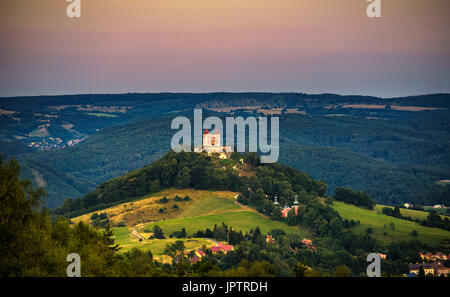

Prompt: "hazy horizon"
[1,0,449,98]
[1,90,449,100]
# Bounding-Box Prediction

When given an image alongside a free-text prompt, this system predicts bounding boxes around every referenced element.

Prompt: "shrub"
[159,197,169,203]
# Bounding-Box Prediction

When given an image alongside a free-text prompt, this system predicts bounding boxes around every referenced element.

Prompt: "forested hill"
[53,150,327,218]
[2,92,449,208]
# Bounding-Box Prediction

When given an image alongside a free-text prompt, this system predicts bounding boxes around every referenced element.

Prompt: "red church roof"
[203,128,210,135]
[190,256,201,263]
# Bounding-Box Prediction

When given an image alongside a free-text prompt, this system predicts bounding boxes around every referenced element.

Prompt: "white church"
[194,128,232,158]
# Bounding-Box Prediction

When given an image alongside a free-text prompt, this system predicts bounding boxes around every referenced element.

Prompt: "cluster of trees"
[382,206,408,219]
[332,187,376,210]
[170,228,187,239]
[150,225,166,239]
[420,212,450,231]
[90,212,110,228]
[193,223,262,246]
[0,157,118,276]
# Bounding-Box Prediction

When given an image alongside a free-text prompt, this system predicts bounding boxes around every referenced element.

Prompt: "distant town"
[28,137,87,151]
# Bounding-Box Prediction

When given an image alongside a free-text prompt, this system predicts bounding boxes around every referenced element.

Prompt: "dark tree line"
[332,187,376,209]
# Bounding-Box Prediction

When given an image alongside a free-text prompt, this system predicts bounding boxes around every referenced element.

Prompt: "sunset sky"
[0,0,449,97]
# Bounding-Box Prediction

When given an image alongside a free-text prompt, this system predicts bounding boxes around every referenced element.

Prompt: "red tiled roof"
[210,243,234,253]
[196,249,206,257]
[210,246,221,253]
[217,242,234,251]
[302,239,313,246]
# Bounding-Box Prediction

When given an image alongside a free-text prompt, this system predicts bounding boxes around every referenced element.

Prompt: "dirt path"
[131,228,144,240]
[233,201,270,219]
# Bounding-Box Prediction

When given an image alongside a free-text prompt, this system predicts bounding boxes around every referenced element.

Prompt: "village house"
[195,249,206,258]
[265,235,276,244]
[301,239,313,247]
[210,242,234,253]
[190,248,207,264]
[377,253,387,260]
[419,252,450,262]
[409,262,450,277]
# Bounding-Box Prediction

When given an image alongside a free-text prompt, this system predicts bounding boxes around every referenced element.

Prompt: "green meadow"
[332,202,450,247]
[374,205,449,221]
[143,211,305,237]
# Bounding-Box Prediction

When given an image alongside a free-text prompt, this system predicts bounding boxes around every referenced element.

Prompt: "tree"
[175,167,191,188]
[293,262,308,277]
[152,225,165,239]
[103,223,120,252]
[149,179,161,193]
[0,157,119,276]
[418,266,425,277]
[333,265,351,277]
[0,158,47,276]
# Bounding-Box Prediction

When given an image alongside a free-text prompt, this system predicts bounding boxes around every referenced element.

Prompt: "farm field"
[332,202,450,247]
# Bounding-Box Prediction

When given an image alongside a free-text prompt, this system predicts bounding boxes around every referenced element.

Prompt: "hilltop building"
[194,128,232,157]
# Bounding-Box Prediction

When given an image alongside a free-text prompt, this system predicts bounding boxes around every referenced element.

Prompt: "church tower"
[202,128,222,153]
[273,195,279,207]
